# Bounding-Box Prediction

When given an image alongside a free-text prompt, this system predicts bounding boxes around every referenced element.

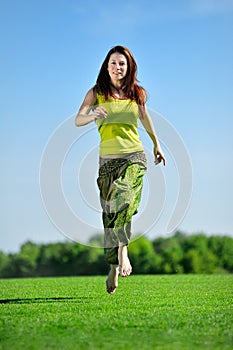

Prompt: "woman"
[75,45,166,294]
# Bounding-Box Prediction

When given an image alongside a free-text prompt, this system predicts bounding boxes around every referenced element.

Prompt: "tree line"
[0,231,232,278]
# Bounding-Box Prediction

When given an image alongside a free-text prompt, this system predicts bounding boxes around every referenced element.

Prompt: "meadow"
[0,275,232,350]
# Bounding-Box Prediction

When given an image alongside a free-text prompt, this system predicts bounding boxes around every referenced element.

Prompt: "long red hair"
[95,45,147,106]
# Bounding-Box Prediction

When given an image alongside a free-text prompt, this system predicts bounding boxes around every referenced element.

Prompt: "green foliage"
[129,236,159,273]
[152,232,233,275]
[0,232,232,277]
[36,241,107,277]
[152,235,184,273]
[208,235,233,272]
[0,251,10,277]
[88,233,104,247]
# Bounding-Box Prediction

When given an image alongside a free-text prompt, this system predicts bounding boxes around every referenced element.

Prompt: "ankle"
[118,245,128,255]
[118,242,127,248]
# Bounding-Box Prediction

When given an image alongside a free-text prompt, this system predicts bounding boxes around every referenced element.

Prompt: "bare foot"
[106,264,119,294]
[118,245,132,277]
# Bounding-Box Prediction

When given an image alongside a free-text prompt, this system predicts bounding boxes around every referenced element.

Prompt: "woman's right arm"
[75,87,107,126]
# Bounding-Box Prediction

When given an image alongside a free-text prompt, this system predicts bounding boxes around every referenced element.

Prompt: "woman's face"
[107,52,128,84]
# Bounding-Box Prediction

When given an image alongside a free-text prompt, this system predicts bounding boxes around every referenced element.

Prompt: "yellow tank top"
[94,93,144,155]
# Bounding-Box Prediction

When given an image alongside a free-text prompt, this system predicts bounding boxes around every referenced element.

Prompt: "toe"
[119,265,132,277]
[106,280,117,294]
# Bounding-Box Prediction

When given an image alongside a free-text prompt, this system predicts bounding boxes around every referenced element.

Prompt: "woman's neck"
[110,83,126,99]
[110,81,123,90]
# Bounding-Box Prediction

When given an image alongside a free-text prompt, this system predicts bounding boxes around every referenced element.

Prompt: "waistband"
[98,152,147,176]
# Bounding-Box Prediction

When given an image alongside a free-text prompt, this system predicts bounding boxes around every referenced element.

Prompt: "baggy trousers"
[97,152,147,264]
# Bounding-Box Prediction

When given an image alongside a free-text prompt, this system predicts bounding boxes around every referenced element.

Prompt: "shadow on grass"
[0,297,90,304]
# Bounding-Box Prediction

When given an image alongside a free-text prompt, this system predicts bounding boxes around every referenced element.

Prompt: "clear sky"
[1,0,233,252]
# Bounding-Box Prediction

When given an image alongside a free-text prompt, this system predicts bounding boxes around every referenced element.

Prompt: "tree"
[1,232,233,277]
[183,249,203,273]
[0,251,10,278]
[208,235,233,273]
[88,234,104,247]
[129,236,159,274]
[152,236,184,274]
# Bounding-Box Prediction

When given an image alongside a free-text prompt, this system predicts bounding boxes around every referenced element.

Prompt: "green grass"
[0,275,232,350]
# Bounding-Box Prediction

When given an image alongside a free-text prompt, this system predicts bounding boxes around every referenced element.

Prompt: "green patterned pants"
[97,152,147,264]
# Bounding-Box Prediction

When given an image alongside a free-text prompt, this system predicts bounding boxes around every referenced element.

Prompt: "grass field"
[0,275,232,350]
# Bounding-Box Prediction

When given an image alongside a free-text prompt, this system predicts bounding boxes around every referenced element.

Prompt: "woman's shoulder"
[83,86,97,105]
[86,85,97,98]
[86,85,105,100]
[134,84,147,106]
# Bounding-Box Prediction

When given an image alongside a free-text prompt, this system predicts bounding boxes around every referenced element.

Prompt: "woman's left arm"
[139,106,166,166]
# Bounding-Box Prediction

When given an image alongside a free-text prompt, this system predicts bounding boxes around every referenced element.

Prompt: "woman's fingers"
[155,152,166,166]
[93,106,108,119]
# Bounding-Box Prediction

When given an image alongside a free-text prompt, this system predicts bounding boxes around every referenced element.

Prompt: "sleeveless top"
[94,93,144,155]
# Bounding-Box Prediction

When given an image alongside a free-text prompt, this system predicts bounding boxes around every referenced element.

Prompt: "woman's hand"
[154,146,166,166]
[139,106,166,166]
[92,106,108,120]
[75,88,108,126]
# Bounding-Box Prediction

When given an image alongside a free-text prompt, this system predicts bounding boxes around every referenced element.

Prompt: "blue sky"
[1,0,233,252]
